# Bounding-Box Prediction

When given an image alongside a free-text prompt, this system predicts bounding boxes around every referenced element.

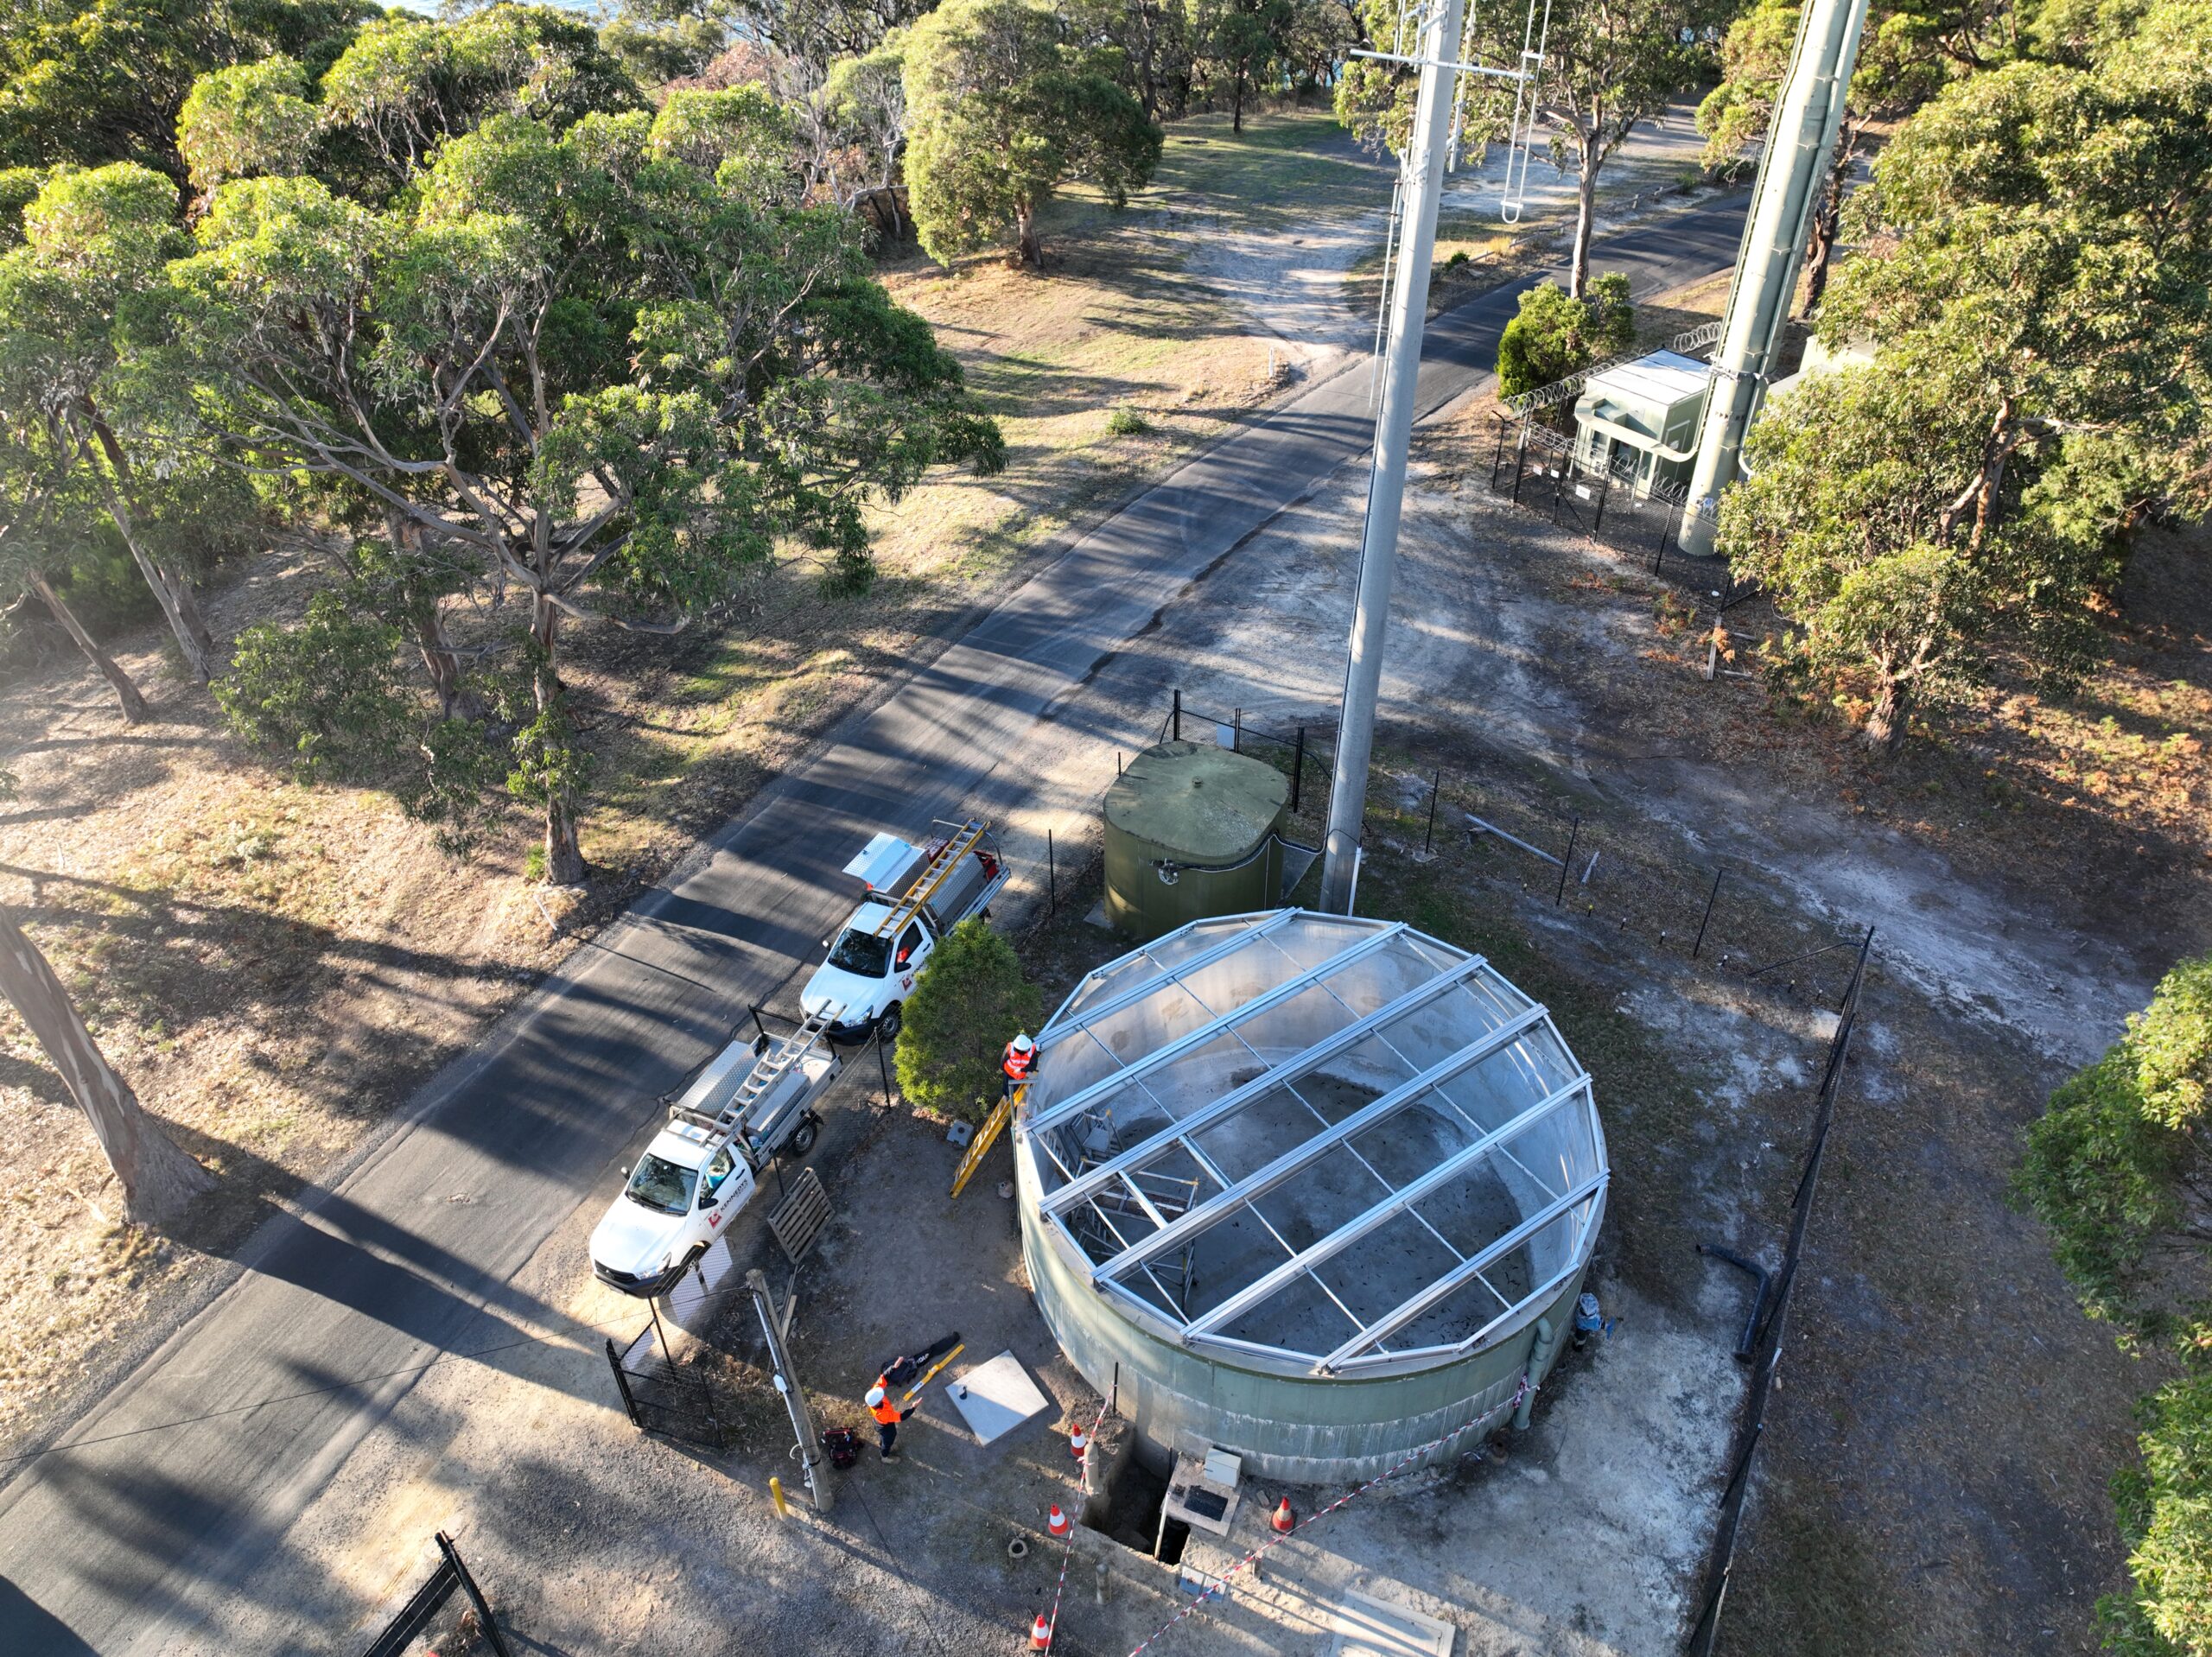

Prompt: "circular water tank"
[1014,911,1608,1481]
[1103,740,1289,941]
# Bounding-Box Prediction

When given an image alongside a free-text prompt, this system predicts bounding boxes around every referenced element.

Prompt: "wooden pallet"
[767,1167,832,1263]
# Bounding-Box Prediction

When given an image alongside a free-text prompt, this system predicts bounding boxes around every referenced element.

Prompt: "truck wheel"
[787,1115,820,1156]
[877,1002,904,1042]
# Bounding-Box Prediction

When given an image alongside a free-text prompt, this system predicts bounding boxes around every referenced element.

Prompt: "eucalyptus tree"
[1720,0,2212,750]
[1338,0,1708,297]
[0,370,150,721]
[161,97,1001,882]
[1697,0,1952,312]
[0,750,210,1222]
[317,4,643,180]
[902,0,1162,268]
[0,0,374,184]
[0,163,226,682]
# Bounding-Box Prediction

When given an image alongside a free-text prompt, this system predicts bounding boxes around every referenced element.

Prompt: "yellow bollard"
[769,1476,791,1520]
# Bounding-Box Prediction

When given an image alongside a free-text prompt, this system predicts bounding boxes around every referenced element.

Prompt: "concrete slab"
[946,1350,1052,1446]
[1329,1588,1456,1656]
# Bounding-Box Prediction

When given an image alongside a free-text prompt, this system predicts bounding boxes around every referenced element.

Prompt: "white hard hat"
[866,1386,886,1406]
[1012,1033,1034,1053]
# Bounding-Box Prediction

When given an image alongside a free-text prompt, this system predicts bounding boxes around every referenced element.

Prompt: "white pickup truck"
[801,819,1008,1045]
[589,1017,839,1298]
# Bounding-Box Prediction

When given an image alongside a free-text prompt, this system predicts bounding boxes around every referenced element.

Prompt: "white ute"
[590,1013,839,1297]
[801,818,1008,1044]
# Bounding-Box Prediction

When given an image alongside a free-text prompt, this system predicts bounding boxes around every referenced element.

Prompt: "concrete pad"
[1329,1589,1456,1656]
[946,1350,1052,1446]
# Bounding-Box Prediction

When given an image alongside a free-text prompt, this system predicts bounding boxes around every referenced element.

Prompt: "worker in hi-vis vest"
[1002,1032,1037,1097]
[868,1384,912,1459]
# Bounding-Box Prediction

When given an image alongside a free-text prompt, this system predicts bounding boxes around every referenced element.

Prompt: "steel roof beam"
[1024,922,1413,1135]
[1328,1251,1593,1374]
[1034,910,1303,1050]
[1087,1005,1554,1286]
[1040,955,1499,1217]
[1176,1076,1591,1343]
[1315,1169,1610,1372]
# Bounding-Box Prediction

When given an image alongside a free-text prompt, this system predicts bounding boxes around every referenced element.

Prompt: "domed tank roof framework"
[1014,910,1609,1480]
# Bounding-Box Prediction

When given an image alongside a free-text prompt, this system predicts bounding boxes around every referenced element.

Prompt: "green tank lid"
[1105,740,1289,866]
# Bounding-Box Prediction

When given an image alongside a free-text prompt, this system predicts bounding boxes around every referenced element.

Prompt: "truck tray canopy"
[847,832,927,895]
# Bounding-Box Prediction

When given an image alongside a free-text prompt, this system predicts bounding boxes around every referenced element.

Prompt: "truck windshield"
[625,1154,697,1216]
[827,927,891,978]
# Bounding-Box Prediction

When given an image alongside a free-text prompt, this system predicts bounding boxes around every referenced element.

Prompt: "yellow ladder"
[950,1083,1018,1198]
[872,819,988,938]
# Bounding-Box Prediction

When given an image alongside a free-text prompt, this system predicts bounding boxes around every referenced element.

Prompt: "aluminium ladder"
[669,1005,838,1152]
[868,818,990,938]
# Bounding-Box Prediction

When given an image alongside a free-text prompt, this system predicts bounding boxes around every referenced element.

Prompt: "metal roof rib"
[1175,1075,1592,1344]
[1314,1170,1611,1372]
[1039,953,1496,1217]
[1021,920,1411,1135]
[1086,1004,1554,1288]
[1033,910,1302,1048]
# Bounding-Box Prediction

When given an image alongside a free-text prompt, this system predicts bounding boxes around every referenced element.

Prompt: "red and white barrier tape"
[1121,1376,1529,1657]
[1040,1392,1116,1654]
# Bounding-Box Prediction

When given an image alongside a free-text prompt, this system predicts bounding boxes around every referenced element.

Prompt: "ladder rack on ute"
[869,818,990,937]
[669,1005,839,1146]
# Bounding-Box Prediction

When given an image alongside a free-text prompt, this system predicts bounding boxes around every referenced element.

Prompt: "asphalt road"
[0,193,1749,1654]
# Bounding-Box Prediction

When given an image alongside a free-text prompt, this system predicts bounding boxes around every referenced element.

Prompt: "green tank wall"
[1103,741,1288,942]
[1014,1127,1588,1482]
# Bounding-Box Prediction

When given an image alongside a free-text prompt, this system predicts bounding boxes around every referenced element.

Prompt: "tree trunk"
[382,514,483,721]
[1800,138,1854,317]
[1232,71,1246,134]
[414,606,483,721]
[1014,202,1044,269]
[86,419,219,684]
[29,574,149,723]
[531,600,586,886]
[1862,676,1909,754]
[0,908,213,1226]
[1568,156,1599,300]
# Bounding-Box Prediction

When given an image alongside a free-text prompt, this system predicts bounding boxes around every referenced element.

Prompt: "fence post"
[1592,467,1610,534]
[1233,708,1243,753]
[1422,770,1440,856]
[1172,688,1181,743]
[1491,417,1506,490]
[1511,422,1530,503]
[1046,829,1057,911]
[1692,868,1726,959]
[1291,726,1306,814]
[437,1533,512,1657]
[605,1339,642,1429]
[1551,454,1567,524]
[1554,816,1580,905]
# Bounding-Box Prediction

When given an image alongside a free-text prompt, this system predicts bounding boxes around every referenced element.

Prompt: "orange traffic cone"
[1030,1611,1053,1648]
[1272,1496,1294,1533]
[1069,1424,1089,1461]
[1047,1503,1071,1539]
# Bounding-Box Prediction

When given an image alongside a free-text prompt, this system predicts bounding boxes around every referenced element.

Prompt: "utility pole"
[1677,0,1872,553]
[748,1267,832,1514]
[1319,0,1471,914]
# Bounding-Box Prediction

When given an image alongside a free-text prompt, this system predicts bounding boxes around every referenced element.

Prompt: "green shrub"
[1106,406,1149,435]
[1494,274,1637,400]
[894,918,1042,1122]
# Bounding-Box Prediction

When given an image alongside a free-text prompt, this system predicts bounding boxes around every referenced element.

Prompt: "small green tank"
[1103,740,1290,940]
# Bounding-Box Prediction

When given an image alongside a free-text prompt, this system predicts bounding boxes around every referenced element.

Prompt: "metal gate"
[605,1311,732,1450]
